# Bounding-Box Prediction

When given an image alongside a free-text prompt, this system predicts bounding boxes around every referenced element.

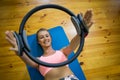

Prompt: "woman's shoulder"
[56,50,64,54]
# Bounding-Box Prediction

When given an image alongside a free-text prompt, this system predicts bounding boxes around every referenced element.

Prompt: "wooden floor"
[0,0,120,80]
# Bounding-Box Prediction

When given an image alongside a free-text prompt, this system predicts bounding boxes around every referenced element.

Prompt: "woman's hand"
[62,10,94,56]
[5,31,39,68]
[80,9,94,29]
[5,31,18,52]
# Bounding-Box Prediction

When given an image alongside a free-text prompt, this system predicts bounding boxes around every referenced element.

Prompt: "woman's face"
[37,30,52,48]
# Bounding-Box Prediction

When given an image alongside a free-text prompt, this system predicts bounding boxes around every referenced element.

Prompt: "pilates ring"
[14,4,88,67]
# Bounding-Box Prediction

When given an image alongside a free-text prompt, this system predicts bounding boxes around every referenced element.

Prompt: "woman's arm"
[61,34,80,56]
[20,52,39,68]
[61,9,94,56]
[5,31,39,69]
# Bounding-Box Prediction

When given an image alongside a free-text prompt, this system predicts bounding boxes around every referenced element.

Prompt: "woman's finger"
[8,31,15,41]
[88,21,94,29]
[84,10,93,24]
[5,31,16,42]
[10,47,18,52]
[85,9,92,20]
[84,10,90,20]
[5,36,16,47]
[5,31,13,41]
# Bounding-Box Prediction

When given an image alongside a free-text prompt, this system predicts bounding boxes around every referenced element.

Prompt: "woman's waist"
[44,66,73,80]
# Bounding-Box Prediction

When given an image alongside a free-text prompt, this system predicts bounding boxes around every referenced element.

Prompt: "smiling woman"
[5,3,93,79]
[12,4,88,67]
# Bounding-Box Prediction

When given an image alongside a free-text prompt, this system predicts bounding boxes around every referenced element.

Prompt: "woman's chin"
[43,44,51,48]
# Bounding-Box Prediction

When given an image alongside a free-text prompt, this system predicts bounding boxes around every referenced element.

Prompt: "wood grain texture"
[0,0,120,80]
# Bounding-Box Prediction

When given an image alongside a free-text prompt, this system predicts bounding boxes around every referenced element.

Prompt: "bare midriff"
[44,66,73,80]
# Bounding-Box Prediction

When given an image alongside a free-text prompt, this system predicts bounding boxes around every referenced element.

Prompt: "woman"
[5,10,93,80]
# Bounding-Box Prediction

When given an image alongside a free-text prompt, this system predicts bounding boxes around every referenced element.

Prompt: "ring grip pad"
[77,14,89,37]
[13,32,23,56]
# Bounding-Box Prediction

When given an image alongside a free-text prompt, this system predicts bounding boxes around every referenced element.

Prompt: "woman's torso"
[38,50,73,80]
[44,66,73,80]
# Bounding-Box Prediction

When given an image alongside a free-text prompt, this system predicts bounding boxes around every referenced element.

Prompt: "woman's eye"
[39,36,44,39]
[46,35,49,37]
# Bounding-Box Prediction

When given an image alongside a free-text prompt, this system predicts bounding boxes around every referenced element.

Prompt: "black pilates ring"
[16,4,86,67]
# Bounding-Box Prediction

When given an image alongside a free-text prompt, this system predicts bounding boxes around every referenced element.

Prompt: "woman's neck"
[43,46,55,56]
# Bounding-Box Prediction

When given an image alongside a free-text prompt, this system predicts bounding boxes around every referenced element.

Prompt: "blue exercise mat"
[27,26,86,80]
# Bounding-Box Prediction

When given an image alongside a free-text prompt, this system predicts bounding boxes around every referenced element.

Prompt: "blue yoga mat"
[27,26,86,80]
